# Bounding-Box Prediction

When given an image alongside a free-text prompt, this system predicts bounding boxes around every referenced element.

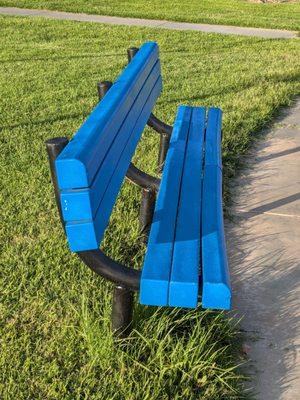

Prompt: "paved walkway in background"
[227,99,300,399]
[0,7,298,39]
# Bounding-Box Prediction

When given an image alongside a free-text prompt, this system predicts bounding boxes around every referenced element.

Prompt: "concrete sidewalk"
[227,100,300,399]
[0,7,298,39]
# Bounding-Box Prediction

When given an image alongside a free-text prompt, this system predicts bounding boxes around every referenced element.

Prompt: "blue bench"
[45,42,231,336]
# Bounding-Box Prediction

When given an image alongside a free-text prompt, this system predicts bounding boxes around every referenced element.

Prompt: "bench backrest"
[55,42,162,252]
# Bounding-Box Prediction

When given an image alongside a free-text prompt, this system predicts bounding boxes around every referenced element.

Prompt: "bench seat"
[140,106,231,310]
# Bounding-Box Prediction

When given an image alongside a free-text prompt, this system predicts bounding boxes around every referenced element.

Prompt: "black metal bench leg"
[112,285,134,338]
[158,132,171,172]
[139,188,156,243]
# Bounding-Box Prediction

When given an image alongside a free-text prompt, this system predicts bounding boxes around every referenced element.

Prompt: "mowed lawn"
[0,15,300,399]
[0,0,300,31]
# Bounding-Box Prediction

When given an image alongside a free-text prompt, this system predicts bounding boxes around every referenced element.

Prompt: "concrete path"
[0,7,298,39]
[227,99,300,399]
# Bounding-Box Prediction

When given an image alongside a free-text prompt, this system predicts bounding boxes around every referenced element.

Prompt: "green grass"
[1,0,300,31]
[0,14,299,399]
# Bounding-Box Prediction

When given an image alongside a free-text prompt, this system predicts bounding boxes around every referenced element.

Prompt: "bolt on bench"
[45,42,231,337]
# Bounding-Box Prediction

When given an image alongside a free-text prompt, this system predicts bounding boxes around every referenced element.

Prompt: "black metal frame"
[45,46,172,337]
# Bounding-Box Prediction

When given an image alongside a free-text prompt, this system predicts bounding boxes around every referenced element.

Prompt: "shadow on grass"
[0,52,125,64]
[164,71,300,107]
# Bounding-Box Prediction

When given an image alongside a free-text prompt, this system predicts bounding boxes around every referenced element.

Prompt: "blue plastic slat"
[55,42,160,189]
[168,107,205,308]
[139,106,192,306]
[201,165,231,310]
[60,62,161,221]
[204,108,222,168]
[65,77,162,252]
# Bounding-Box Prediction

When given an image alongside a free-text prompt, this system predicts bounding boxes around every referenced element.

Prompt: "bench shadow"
[0,52,125,65]
[256,145,300,162]
[160,39,267,57]
[0,111,90,132]
[163,71,300,107]
[240,192,300,217]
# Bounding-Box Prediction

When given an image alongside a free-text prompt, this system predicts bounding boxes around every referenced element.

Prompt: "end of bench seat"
[169,281,198,308]
[139,279,169,306]
[202,282,231,310]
